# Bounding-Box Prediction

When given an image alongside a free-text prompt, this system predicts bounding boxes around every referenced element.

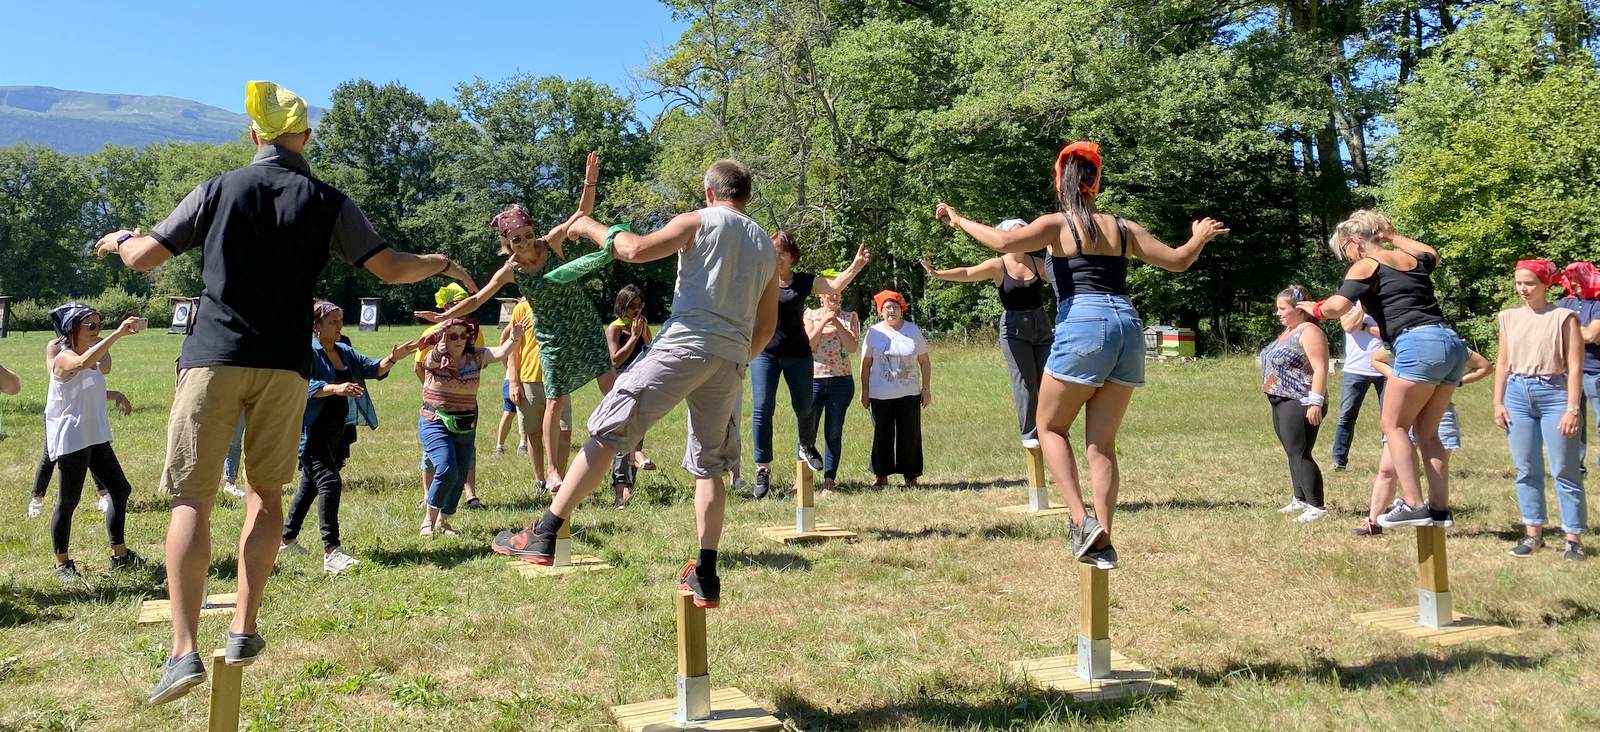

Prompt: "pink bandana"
[491,205,534,236]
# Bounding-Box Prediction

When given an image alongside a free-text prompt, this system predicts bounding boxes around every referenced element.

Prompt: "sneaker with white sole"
[97,494,111,513]
[27,497,44,518]
[1022,438,1041,449]
[1293,506,1328,523]
[222,483,246,498]
[1278,498,1310,514]
[147,652,206,705]
[1508,535,1543,557]
[278,541,308,557]
[799,445,825,472]
[323,547,360,574]
[1564,541,1587,562]
[731,477,751,494]
[1082,544,1119,569]
[1376,499,1433,528]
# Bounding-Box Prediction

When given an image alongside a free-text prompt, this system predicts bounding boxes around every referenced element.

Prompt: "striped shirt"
[421,346,487,416]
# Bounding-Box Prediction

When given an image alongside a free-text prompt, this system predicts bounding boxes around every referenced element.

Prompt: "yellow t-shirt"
[509,300,543,383]
[415,322,485,363]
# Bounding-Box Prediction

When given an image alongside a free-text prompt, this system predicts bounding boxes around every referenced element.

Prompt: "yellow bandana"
[245,81,309,140]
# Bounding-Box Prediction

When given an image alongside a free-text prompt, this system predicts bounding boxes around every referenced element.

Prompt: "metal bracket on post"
[672,589,712,723]
[1025,447,1050,511]
[796,507,816,534]
[673,673,713,724]
[1074,564,1112,681]
[1417,589,1454,630]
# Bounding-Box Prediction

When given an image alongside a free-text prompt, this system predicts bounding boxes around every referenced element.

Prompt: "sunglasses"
[82,321,103,331]
[446,332,469,341]
[508,233,542,246]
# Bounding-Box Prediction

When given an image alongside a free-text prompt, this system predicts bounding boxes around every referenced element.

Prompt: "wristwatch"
[1568,406,1582,416]
[114,232,133,251]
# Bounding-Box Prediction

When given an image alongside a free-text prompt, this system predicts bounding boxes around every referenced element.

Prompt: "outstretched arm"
[920,257,1003,284]
[935,204,1061,254]
[570,211,702,264]
[0,362,17,395]
[1126,217,1229,273]
[362,248,477,290]
[815,244,870,294]
[52,318,139,380]
[96,228,173,271]
[1297,260,1379,322]
[433,259,519,322]
[484,320,528,363]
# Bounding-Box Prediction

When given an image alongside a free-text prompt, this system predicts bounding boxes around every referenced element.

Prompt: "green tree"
[0,143,96,300]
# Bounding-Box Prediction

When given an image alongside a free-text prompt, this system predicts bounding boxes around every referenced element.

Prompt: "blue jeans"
[1044,294,1145,388]
[1331,371,1384,467]
[750,353,818,465]
[222,415,246,483]
[809,376,855,480]
[1504,374,1588,534]
[1579,373,1600,467]
[418,416,477,515]
[1390,325,1468,386]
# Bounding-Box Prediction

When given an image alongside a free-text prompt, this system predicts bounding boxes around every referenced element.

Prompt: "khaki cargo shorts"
[159,366,309,499]
[585,345,744,479]
[512,381,572,434]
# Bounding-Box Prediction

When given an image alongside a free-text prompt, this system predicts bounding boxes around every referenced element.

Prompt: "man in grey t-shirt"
[494,160,778,609]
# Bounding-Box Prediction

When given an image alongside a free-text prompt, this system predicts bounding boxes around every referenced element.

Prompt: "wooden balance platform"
[510,521,614,578]
[610,590,782,732]
[136,593,238,626]
[1351,525,1517,646]
[756,460,858,544]
[997,446,1071,518]
[1012,564,1174,702]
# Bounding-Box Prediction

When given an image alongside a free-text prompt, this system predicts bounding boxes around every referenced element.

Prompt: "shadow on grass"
[721,551,813,572]
[1539,598,1600,627]
[1119,497,1262,514]
[1446,523,1525,542]
[1165,647,1544,691]
[0,565,168,626]
[768,677,1155,730]
[365,541,491,570]
[866,523,1061,542]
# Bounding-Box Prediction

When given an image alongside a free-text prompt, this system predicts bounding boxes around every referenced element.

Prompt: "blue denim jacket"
[302,339,387,452]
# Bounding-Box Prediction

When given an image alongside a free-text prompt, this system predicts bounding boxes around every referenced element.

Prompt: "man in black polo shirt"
[96,81,476,704]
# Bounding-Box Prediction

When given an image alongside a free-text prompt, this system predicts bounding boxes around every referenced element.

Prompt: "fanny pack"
[432,409,478,434]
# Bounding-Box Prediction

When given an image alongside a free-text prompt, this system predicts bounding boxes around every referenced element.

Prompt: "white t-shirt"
[863,321,929,400]
[44,348,113,460]
[1343,315,1382,377]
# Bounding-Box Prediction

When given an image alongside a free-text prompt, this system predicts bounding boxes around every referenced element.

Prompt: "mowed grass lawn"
[1,325,1597,731]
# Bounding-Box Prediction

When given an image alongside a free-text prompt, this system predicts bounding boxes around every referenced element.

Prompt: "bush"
[1,293,175,334]
[4,299,52,333]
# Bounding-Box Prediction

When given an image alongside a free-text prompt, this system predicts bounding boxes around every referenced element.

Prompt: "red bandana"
[1562,262,1600,300]
[1516,259,1560,287]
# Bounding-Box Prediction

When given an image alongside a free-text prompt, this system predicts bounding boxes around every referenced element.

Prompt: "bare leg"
[1082,383,1136,537]
[231,483,282,636]
[420,469,433,505]
[695,476,727,550]
[1036,375,1096,525]
[1379,377,1440,507]
[463,468,477,503]
[1370,442,1398,519]
[548,439,621,518]
[543,396,570,487]
[1410,386,1457,509]
[524,430,547,479]
[167,496,215,659]
[496,410,516,449]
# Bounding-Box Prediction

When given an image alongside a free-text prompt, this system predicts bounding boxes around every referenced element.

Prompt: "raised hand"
[919,258,937,274]
[1294,301,1319,319]
[934,203,961,228]
[389,340,421,362]
[1191,217,1230,243]
[94,228,141,257]
[851,243,871,270]
[585,151,600,186]
[113,316,142,337]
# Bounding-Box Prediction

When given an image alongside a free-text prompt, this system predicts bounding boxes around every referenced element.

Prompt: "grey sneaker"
[799,445,825,472]
[1564,541,1587,562]
[1376,499,1433,528]
[224,631,266,666]
[53,560,80,585]
[1071,516,1107,561]
[1082,544,1119,570]
[147,652,206,705]
[278,540,308,557]
[110,550,147,571]
[323,547,360,574]
[1508,535,1544,558]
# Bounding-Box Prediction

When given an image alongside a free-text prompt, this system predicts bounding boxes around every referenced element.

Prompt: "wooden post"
[208,649,242,732]
[552,520,573,568]
[1025,446,1050,511]
[674,590,711,723]
[795,460,816,533]
[1415,525,1453,629]
[1075,564,1111,681]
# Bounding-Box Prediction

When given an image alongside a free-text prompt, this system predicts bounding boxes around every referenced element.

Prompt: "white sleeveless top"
[45,350,113,460]
[652,206,778,364]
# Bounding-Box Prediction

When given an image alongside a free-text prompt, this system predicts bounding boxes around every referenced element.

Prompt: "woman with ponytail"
[934,142,1228,569]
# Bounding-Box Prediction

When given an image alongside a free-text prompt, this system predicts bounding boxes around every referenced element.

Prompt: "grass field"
[0,325,1596,731]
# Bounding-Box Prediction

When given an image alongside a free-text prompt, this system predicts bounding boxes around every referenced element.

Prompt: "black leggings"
[1269,395,1324,508]
[51,442,132,555]
[284,428,348,550]
[33,446,108,499]
[869,395,924,480]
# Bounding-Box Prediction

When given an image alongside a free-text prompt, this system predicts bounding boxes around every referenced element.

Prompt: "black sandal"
[464,497,486,510]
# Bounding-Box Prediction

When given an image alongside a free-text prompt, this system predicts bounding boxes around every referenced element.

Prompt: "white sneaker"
[1022,438,1041,449]
[1293,506,1328,523]
[27,497,44,518]
[278,541,309,557]
[97,494,111,513]
[223,483,246,498]
[1277,498,1310,514]
[323,547,359,574]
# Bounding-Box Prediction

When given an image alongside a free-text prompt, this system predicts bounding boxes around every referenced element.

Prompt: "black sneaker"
[1376,499,1433,528]
[1351,518,1383,537]
[110,550,147,571]
[1508,536,1544,558]
[799,445,825,472]
[491,530,514,556]
[753,467,771,499]
[678,560,720,608]
[504,527,556,565]
[147,652,206,705]
[224,630,266,666]
[1564,541,1586,562]
[1429,508,1454,527]
[53,560,80,585]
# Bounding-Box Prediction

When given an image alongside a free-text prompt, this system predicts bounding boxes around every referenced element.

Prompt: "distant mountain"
[0,86,324,154]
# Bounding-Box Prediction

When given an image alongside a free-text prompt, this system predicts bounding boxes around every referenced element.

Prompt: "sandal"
[464,498,486,511]
[639,459,657,471]
[419,522,434,538]
[436,522,459,537]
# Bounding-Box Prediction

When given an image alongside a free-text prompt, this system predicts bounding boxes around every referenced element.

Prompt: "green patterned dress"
[515,249,612,398]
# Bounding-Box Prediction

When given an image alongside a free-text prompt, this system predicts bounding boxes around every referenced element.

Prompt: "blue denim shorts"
[502,380,516,412]
[1391,325,1469,386]
[1044,294,1146,388]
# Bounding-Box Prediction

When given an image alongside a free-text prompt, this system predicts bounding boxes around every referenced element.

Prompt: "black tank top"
[1334,252,1445,344]
[997,257,1046,312]
[1048,215,1130,304]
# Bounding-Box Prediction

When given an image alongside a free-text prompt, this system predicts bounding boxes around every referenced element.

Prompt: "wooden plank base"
[506,555,613,577]
[1351,606,1519,646]
[611,687,781,732]
[1012,652,1176,702]
[997,504,1072,518]
[756,523,858,544]
[137,593,239,626]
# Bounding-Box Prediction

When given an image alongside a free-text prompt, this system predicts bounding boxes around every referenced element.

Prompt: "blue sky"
[2,0,687,117]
